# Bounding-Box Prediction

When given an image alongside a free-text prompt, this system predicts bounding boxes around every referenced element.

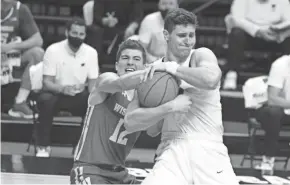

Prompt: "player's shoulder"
[194,47,217,62]
[271,55,290,69]
[99,72,119,78]
[194,47,215,56]
[143,12,162,22]
[97,72,119,84]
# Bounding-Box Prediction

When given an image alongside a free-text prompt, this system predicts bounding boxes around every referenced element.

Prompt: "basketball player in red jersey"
[70,39,191,184]
[70,39,146,184]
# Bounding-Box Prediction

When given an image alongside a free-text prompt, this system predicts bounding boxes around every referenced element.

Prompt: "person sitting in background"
[255,55,290,173]
[88,0,143,69]
[35,17,99,157]
[138,0,179,63]
[1,0,44,119]
[224,0,290,90]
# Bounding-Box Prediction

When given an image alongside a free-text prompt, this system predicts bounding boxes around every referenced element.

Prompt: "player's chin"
[179,49,191,57]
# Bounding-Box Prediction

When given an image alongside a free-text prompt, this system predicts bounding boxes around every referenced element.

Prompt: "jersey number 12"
[109,118,131,145]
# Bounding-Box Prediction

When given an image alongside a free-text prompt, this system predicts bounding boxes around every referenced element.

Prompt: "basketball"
[137,72,179,108]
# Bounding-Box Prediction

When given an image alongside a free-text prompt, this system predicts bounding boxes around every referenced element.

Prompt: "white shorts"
[142,135,239,185]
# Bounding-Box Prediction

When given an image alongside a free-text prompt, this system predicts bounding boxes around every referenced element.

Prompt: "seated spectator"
[1,0,44,118]
[224,0,290,90]
[36,17,99,157]
[255,55,290,173]
[83,0,94,26]
[87,0,143,68]
[139,0,179,63]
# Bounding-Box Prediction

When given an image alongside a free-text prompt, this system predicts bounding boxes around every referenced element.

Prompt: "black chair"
[26,92,84,155]
[240,116,290,170]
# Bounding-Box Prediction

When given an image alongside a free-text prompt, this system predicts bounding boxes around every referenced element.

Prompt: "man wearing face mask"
[138,0,179,63]
[35,17,99,157]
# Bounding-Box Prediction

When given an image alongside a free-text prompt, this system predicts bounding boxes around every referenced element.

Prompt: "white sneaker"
[36,147,51,158]
[255,156,275,175]
[255,161,273,171]
[223,71,237,90]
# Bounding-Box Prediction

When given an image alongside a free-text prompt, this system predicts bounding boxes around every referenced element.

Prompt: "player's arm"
[96,67,153,93]
[167,48,221,90]
[124,91,175,133]
[88,69,151,105]
[146,120,163,137]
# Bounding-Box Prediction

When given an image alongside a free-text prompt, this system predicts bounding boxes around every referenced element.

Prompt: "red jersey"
[74,91,140,166]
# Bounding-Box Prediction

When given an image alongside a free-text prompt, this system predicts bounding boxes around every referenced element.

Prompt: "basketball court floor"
[1,142,290,184]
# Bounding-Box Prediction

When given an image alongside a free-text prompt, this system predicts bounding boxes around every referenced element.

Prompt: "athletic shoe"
[36,146,51,158]
[255,156,274,175]
[8,101,37,119]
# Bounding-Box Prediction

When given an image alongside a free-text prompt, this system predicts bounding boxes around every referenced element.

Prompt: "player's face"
[116,49,145,76]
[164,24,196,59]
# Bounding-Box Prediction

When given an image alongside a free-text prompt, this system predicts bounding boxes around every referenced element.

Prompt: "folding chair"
[240,116,290,170]
[26,92,84,155]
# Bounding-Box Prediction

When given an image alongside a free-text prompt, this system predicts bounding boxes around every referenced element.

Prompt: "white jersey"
[156,50,224,141]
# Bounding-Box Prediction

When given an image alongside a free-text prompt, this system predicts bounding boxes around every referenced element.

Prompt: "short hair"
[66,17,86,31]
[116,39,147,64]
[164,8,198,33]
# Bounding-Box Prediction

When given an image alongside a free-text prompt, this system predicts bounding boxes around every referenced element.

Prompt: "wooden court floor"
[1,142,290,184]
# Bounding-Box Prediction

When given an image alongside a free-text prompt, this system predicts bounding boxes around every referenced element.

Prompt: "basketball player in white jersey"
[125,8,239,184]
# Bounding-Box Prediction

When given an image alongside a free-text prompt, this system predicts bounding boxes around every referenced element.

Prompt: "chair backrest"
[83,0,94,26]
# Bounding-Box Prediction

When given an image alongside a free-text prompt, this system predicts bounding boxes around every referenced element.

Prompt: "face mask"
[159,9,169,19]
[67,35,84,48]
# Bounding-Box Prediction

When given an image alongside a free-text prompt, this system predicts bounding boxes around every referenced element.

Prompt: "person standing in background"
[85,0,143,71]
[139,0,179,63]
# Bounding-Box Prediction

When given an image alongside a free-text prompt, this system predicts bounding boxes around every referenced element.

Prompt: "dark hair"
[116,39,147,64]
[66,17,86,31]
[164,8,198,33]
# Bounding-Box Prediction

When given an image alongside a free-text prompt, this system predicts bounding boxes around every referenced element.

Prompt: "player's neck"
[165,51,188,64]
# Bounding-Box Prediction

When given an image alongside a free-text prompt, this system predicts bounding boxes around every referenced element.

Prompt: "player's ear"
[163,29,169,42]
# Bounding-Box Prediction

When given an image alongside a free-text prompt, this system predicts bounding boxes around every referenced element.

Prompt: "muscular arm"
[124,91,173,133]
[268,86,290,109]
[96,70,149,93]
[88,69,148,105]
[146,120,163,137]
[173,48,222,90]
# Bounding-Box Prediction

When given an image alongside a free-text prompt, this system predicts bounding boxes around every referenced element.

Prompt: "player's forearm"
[124,102,173,132]
[98,71,145,93]
[174,66,221,90]
[146,121,163,137]
[13,32,43,51]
